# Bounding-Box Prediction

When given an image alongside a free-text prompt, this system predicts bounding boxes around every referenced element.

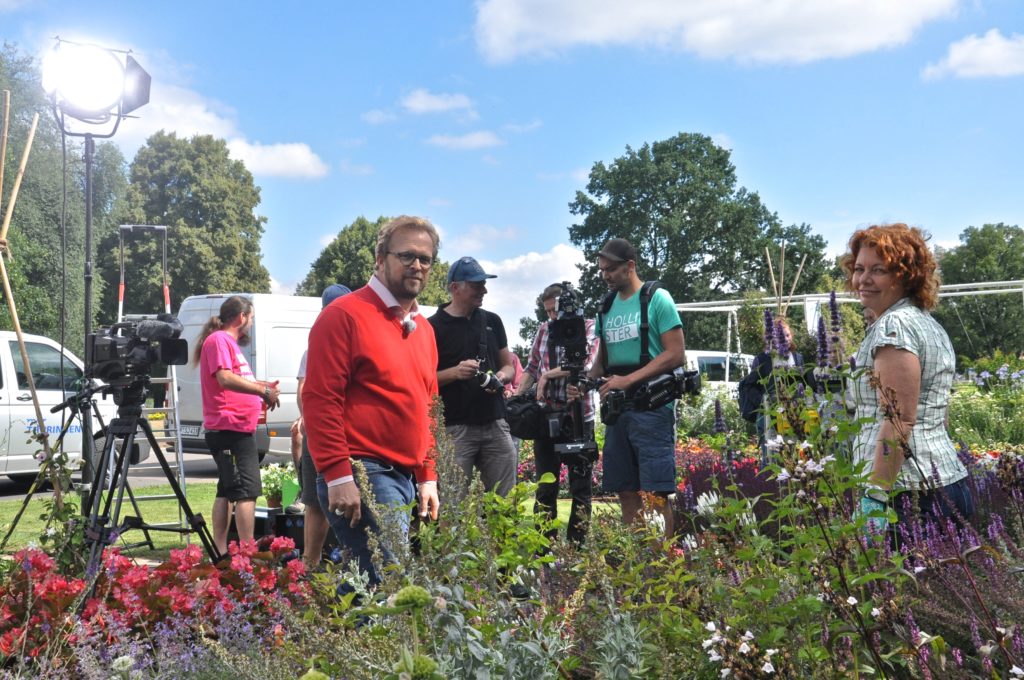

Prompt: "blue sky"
[4,0,1023,344]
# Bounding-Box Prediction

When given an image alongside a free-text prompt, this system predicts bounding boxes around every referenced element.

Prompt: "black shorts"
[299,438,320,506]
[205,430,261,501]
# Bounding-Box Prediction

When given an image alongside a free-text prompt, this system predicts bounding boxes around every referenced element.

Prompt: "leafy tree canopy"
[97,131,271,319]
[568,132,829,350]
[934,223,1024,361]
[298,215,450,305]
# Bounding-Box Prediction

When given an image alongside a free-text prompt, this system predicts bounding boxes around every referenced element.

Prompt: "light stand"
[42,38,150,494]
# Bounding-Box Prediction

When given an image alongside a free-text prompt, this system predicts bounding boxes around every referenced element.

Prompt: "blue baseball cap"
[321,283,352,308]
[447,256,497,285]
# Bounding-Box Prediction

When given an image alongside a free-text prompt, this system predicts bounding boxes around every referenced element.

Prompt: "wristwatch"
[263,386,271,399]
[863,486,889,504]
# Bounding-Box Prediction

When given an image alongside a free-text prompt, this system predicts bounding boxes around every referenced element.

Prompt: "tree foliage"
[96,131,271,319]
[568,132,829,350]
[298,215,450,305]
[934,223,1024,361]
[0,44,127,353]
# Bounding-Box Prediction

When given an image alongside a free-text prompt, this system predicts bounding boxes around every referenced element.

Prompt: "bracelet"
[863,486,889,504]
[263,386,271,399]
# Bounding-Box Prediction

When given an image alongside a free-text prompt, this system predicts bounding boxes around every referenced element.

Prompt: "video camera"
[596,367,702,425]
[86,314,188,402]
[546,282,598,466]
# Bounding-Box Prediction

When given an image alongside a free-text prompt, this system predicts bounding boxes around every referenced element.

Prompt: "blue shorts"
[601,407,676,493]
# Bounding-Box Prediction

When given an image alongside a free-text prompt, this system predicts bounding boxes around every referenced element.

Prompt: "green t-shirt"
[599,286,683,368]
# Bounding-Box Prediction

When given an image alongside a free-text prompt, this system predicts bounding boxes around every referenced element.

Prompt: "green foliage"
[949,384,1024,446]
[297,215,450,306]
[934,223,1024,361]
[96,131,271,319]
[568,132,830,348]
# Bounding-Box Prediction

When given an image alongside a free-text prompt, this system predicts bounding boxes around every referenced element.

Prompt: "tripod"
[83,377,220,575]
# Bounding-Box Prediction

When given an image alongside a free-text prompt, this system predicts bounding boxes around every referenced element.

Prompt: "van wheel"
[258,450,267,465]
[7,473,41,488]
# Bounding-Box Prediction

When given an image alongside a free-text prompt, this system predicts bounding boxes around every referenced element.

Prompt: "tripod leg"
[140,419,222,563]
[84,430,135,574]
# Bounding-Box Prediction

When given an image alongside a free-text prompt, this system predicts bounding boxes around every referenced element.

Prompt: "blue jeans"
[316,458,415,585]
[602,407,677,493]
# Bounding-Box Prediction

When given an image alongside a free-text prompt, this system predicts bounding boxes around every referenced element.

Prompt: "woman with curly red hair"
[842,223,971,533]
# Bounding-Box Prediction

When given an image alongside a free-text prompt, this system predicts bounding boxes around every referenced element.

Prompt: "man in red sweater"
[303,215,440,584]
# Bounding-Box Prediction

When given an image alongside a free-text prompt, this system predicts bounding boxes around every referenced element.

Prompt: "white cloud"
[339,159,374,176]
[362,109,397,124]
[270,277,297,295]
[465,244,587,347]
[711,132,734,150]
[475,0,957,64]
[228,139,329,178]
[923,29,1024,79]
[504,118,543,133]
[426,130,504,150]
[447,224,520,253]
[401,88,476,118]
[319,232,337,247]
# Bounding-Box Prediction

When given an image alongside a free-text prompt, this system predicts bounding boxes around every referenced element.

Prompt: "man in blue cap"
[429,256,518,495]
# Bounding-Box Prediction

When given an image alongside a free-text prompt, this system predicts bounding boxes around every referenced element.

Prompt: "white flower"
[702,638,715,649]
[765,648,778,657]
[762,661,776,674]
[913,566,926,574]
[738,642,751,654]
[708,650,722,662]
[741,630,754,641]
[871,607,881,617]
[1009,665,1023,677]
[776,467,791,482]
[847,596,858,606]
[798,440,811,450]
[696,491,721,516]
[720,669,732,678]
[110,656,133,672]
[705,621,717,632]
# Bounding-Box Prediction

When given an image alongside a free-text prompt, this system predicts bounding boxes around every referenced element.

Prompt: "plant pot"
[266,496,282,509]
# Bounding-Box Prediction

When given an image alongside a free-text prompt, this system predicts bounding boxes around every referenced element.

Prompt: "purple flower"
[713,399,726,433]
[816,316,829,368]
[763,309,775,352]
[773,319,790,356]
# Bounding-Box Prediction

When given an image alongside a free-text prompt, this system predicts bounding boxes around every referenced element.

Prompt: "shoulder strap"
[597,290,616,371]
[638,281,661,368]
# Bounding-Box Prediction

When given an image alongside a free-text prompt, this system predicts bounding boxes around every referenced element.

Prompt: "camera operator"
[430,256,518,496]
[516,283,600,546]
[581,239,685,542]
[193,296,281,555]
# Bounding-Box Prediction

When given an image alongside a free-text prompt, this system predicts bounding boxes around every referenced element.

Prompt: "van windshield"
[697,356,749,382]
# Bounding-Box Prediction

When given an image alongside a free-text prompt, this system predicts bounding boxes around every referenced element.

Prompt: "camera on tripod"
[86,314,188,403]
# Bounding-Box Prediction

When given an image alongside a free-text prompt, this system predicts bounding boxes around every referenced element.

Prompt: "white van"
[0,331,151,482]
[685,350,754,396]
[175,293,322,462]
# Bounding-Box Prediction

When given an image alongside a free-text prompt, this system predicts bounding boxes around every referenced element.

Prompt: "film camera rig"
[544,282,599,466]
[79,314,220,572]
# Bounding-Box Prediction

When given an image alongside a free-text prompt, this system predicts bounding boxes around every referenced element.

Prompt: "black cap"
[597,238,637,263]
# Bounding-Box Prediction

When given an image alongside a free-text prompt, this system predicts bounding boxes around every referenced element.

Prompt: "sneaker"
[285,500,305,514]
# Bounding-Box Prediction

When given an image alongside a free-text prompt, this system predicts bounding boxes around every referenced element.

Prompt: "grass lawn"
[1,484,618,561]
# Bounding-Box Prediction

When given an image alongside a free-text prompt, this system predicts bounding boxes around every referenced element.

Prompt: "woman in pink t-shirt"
[193,296,281,556]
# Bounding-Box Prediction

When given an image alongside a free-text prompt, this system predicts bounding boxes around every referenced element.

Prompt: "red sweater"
[304,286,439,483]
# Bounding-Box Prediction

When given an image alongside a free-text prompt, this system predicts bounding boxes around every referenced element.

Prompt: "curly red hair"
[841,223,941,310]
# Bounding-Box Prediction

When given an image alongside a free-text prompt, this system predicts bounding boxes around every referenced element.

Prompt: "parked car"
[0,331,151,483]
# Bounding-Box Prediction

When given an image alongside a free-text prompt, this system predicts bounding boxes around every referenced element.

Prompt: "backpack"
[736,368,763,423]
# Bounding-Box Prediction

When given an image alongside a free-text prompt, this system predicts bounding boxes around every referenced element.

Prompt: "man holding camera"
[517,283,601,546]
[430,256,518,496]
[584,238,685,540]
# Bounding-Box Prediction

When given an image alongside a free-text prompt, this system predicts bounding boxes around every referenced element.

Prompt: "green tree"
[298,215,450,305]
[96,131,271,320]
[0,44,128,353]
[568,132,829,350]
[934,223,1024,361]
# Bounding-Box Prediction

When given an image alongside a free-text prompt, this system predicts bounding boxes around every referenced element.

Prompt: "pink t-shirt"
[200,330,262,432]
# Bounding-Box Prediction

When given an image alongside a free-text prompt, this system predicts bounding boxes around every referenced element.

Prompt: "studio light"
[41,38,151,492]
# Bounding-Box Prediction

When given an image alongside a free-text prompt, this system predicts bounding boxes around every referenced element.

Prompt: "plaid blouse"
[849,298,967,488]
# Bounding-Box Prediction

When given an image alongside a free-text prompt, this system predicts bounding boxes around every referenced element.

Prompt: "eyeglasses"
[388,251,434,267]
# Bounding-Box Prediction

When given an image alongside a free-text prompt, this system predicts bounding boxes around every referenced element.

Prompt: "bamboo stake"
[0,112,38,243]
[765,246,779,302]
[782,254,808,317]
[0,90,9,217]
[778,243,786,315]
